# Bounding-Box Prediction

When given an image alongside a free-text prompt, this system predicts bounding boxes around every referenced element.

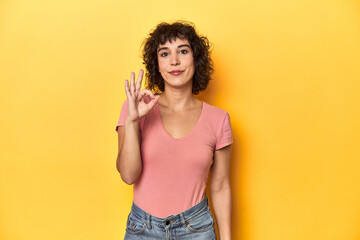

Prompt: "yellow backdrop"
[1,0,360,239]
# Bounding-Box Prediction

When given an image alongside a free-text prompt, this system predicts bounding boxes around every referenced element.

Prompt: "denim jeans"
[124,194,217,240]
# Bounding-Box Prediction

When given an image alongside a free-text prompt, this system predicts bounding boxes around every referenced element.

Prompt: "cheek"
[189,59,195,72]
[158,62,167,77]
[188,56,194,68]
[158,60,166,72]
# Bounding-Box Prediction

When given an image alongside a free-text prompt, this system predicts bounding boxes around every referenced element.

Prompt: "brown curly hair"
[142,20,214,95]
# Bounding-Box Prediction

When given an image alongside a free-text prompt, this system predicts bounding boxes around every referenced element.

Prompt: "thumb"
[146,95,160,110]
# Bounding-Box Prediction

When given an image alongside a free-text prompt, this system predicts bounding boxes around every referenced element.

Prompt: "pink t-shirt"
[115,96,233,218]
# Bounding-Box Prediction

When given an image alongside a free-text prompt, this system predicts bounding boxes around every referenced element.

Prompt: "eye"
[160,52,169,57]
[179,49,188,54]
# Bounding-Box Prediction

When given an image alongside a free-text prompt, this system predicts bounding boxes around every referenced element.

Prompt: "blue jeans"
[124,194,217,240]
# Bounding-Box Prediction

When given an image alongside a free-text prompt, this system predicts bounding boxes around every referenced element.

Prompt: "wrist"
[125,117,139,126]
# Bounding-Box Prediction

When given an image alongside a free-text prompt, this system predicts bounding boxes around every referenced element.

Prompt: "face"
[157,38,195,90]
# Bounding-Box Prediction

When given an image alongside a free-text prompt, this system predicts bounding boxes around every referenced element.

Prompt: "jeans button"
[166,220,170,225]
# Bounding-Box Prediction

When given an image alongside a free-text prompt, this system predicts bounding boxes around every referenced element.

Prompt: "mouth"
[169,70,184,76]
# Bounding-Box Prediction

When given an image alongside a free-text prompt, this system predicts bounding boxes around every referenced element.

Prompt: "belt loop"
[204,193,210,208]
[180,213,188,228]
[147,213,151,229]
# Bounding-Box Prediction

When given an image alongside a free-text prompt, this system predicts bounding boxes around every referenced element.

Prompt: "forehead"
[157,38,191,49]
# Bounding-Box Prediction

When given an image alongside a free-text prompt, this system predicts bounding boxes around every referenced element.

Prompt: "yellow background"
[1,0,360,239]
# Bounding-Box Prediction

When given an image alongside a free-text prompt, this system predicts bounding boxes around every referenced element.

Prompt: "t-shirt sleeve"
[115,99,128,132]
[215,112,233,150]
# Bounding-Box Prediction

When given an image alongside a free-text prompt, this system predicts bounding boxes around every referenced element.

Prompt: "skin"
[117,38,232,240]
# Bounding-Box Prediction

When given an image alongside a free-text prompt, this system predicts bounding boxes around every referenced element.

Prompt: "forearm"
[117,118,142,184]
[211,187,232,240]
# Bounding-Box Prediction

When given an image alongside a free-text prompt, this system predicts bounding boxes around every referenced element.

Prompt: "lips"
[169,70,184,76]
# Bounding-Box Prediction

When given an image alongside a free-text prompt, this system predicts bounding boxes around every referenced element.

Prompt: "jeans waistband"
[130,193,209,229]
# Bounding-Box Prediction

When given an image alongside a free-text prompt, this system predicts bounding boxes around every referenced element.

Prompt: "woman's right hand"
[125,69,160,122]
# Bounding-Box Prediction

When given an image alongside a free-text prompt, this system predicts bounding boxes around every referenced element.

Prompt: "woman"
[115,21,233,240]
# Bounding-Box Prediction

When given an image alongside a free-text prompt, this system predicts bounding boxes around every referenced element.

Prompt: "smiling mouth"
[169,70,184,76]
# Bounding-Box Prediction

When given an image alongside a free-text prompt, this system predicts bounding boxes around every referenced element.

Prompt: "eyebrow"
[157,44,191,52]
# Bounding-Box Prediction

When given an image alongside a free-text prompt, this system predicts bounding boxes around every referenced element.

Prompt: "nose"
[170,53,180,66]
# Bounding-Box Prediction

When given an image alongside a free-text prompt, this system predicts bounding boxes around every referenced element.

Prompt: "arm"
[210,144,232,240]
[116,119,142,185]
[116,69,159,185]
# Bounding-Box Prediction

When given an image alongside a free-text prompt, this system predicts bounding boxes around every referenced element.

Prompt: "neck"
[159,87,198,111]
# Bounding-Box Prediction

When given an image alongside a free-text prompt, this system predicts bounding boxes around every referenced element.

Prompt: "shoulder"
[203,101,230,120]
[202,101,233,148]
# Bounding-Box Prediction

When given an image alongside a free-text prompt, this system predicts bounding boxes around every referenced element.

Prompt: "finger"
[137,89,155,101]
[135,69,144,92]
[125,80,131,97]
[139,89,155,98]
[138,89,157,103]
[130,72,135,96]
[146,94,160,110]
[137,89,156,102]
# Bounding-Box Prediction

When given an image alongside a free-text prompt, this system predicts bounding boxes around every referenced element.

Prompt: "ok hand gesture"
[125,69,160,122]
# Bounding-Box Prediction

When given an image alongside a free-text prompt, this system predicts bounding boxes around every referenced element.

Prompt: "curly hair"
[142,20,214,95]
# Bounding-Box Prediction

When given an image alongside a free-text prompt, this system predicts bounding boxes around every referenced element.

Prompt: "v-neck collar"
[156,101,205,141]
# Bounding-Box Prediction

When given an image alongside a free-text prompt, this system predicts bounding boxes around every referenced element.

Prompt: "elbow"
[118,167,141,185]
[116,155,141,185]
[120,174,137,185]
[116,166,137,185]
[210,179,231,194]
